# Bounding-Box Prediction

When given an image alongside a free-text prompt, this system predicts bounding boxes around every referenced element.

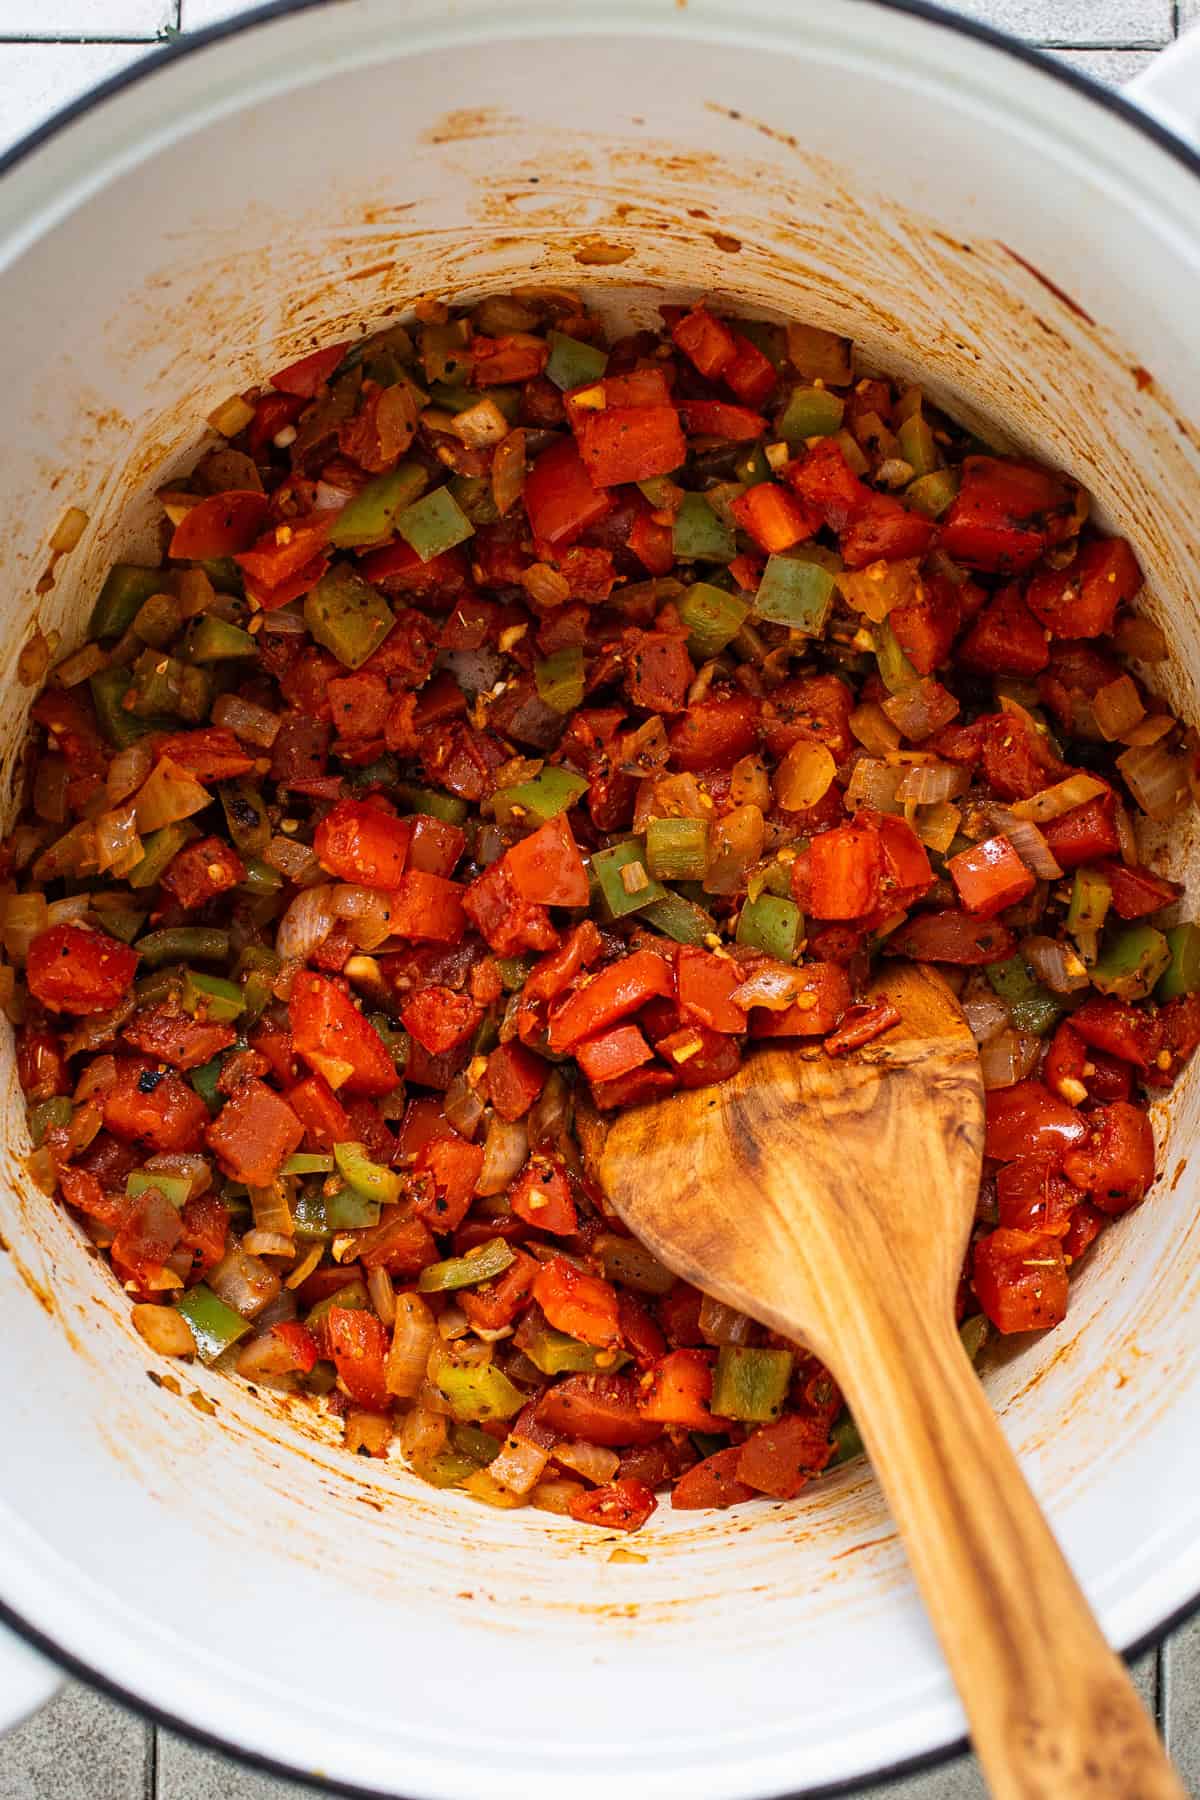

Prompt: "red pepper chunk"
[575,1023,654,1086]
[510,1158,578,1234]
[671,306,739,379]
[996,1157,1078,1236]
[947,835,1035,918]
[940,457,1075,574]
[736,1413,834,1499]
[576,406,687,488]
[388,870,468,945]
[486,1042,549,1120]
[804,822,882,920]
[671,1445,755,1510]
[504,814,589,908]
[1061,1101,1155,1214]
[523,438,612,548]
[1025,537,1141,639]
[160,836,246,911]
[1093,859,1181,920]
[205,1077,303,1186]
[535,1373,662,1447]
[463,860,558,957]
[168,491,271,561]
[1041,797,1121,870]
[1070,996,1162,1069]
[731,483,818,553]
[677,947,747,1034]
[103,1058,210,1153]
[886,909,1014,966]
[749,962,851,1039]
[153,727,255,783]
[400,985,481,1056]
[314,798,410,888]
[839,494,934,569]
[235,515,331,592]
[723,331,777,407]
[548,949,675,1052]
[678,400,767,441]
[568,1478,657,1533]
[984,1080,1089,1165]
[406,813,466,878]
[973,1228,1068,1334]
[639,1348,719,1430]
[824,999,902,1057]
[411,1138,484,1232]
[289,970,397,1097]
[533,1256,620,1348]
[27,924,138,1016]
[470,332,548,386]
[459,1247,538,1332]
[284,1073,353,1151]
[326,1307,391,1412]
[270,341,347,398]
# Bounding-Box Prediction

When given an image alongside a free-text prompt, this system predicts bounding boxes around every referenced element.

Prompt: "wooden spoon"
[594,962,1183,1800]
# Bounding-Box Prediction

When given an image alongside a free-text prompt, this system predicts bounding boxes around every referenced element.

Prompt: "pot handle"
[1125,27,1200,151]
[0,1619,59,1735]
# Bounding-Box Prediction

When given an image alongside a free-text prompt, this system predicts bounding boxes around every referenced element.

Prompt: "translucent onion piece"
[553,1441,620,1486]
[53,642,107,689]
[133,1304,197,1358]
[449,397,510,449]
[1009,772,1107,823]
[212,692,281,749]
[530,1477,587,1515]
[242,1229,297,1259]
[881,678,959,743]
[235,1331,304,1382]
[66,1100,103,1157]
[1022,935,1091,995]
[528,1070,572,1154]
[387,1294,438,1399]
[207,1244,281,1320]
[986,811,1063,881]
[836,557,922,623]
[32,820,99,884]
[73,1054,117,1104]
[492,428,526,517]
[133,756,210,833]
[490,1434,551,1496]
[960,987,1011,1047]
[1112,799,1139,868]
[1122,715,1175,749]
[437,1303,471,1342]
[703,803,765,897]
[106,740,154,805]
[774,743,836,812]
[698,1294,756,1345]
[1117,740,1191,822]
[476,1114,529,1196]
[94,804,143,876]
[844,756,905,815]
[145,1151,211,1197]
[895,762,970,806]
[728,755,771,812]
[258,609,308,634]
[315,478,357,511]
[265,833,322,885]
[979,1030,1041,1091]
[250,1180,295,1238]
[46,893,92,926]
[729,963,804,1013]
[275,885,336,963]
[444,1071,485,1141]
[2,892,47,962]
[63,1000,135,1059]
[442,646,505,698]
[367,1265,396,1330]
[849,702,902,757]
[1112,612,1169,663]
[1093,675,1146,743]
[399,1401,448,1456]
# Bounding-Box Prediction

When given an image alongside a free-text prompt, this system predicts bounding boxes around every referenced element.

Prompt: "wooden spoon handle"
[836,1301,1183,1799]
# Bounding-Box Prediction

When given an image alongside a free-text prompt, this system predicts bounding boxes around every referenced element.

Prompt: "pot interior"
[0,7,1199,1796]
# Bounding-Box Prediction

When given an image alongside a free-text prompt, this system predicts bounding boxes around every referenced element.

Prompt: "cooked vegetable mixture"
[8,290,1199,1531]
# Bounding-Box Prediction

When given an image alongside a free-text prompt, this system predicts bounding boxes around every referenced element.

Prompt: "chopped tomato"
[984,1080,1089,1164]
[1026,537,1141,639]
[973,1228,1069,1333]
[639,1348,719,1430]
[762,673,854,764]
[536,1373,662,1447]
[676,946,747,1033]
[996,1158,1077,1236]
[471,332,548,386]
[390,870,468,945]
[400,985,481,1056]
[1093,859,1181,920]
[314,797,410,887]
[406,813,466,878]
[1061,1102,1155,1213]
[731,483,817,553]
[1041,797,1121,870]
[804,822,882,920]
[326,1307,390,1411]
[284,1073,353,1151]
[27,924,137,1016]
[289,970,398,1097]
[824,998,902,1056]
[679,400,767,441]
[504,814,589,907]
[169,490,271,561]
[671,306,738,378]
[886,910,1014,966]
[749,962,851,1038]
[947,834,1035,918]
[533,1256,620,1348]
[486,1042,549,1119]
[548,949,675,1051]
[1070,996,1162,1069]
[957,585,1051,677]
[526,921,605,1004]
[723,330,777,406]
[411,1137,484,1232]
[623,629,693,714]
[160,836,246,911]
[839,493,934,569]
[463,860,558,958]
[103,1059,209,1153]
[523,438,612,548]
[576,405,687,488]
[460,1248,539,1332]
[205,1077,303,1185]
[123,1004,236,1071]
[510,1158,578,1234]
[270,341,347,397]
[569,1477,657,1532]
[235,515,332,592]
[668,690,761,771]
[153,726,255,782]
[736,1413,834,1499]
[940,456,1075,574]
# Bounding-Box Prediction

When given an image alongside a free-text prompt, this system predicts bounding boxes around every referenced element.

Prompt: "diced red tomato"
[314,797,410,887]
[463,860,558,958]
[671,306,738,379]
[486,1042,549,1119]
[178,1194,230,1280]
[1026,537,1141,639]
[575,1023,655,1087]
[639,1348,719,1430]
[247,391,304,456]
[523,438,613,548]
[548,949,675,1051]
[327,672,391,742]
[617,1290,667,1370]
[510,1158,578,1234]
[668,691,761,770]
[284,1073,353,1151]
[886,910,1014,966]
[400,985,481,1056]
[1041,797,1121,870]
[749,962,852,1038]
[890,574,961,675]
[803,822,882,920]
[1070,996,1162,1069]
[504,814,590,907]
[1093,859,1181,920]
[1045,1020,1088,1102]
[1061,1101,1155,1213]
[111,1189,182,1292]
[940,457,1075,573]
[762,673,855,765]
[973,1228,1069,1333]
[535,1373,662,1447]
[839,493,934,569]
[996,1158,1077,1236]
[624,629,694,714]
[670,1445,754,1510]
[676,946,747,1033]
[153,726,255,783]
[271,341,347,397]
[471,332,548,386]
[679,400,767,441]
[289,970,398,1097]
[723,330,776,407]
[123,1004,236,1071]
[169,491,271,561]
[824,999,902,1056]
[326,1307,390,1411]
[160,836,246,912]
[1063,1203,1107,1262]
[235,516,331,591]
[736,1413,834,1499]
[533,1256,620,1348]
[405,813,466,878]
[205,1077,303,1185]
[958,585,1051,677]
[411,1137,484,1232]
[576,406,687,488]
[731,483,817,553]
[984,1080,1089,1164]
[568,1477,657,1532]
[786,438,871,532]
[27,924,137,1016]
[103,1059,210,1153]
[460,1248,539,1332]
[947,834,1035,918]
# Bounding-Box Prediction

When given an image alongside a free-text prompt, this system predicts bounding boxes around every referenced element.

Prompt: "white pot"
[0,4,1199,1793]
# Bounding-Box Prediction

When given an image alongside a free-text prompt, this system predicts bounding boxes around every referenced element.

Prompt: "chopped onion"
[250,1180,294,1238]
[275,885,335,963]
[912,799,962,853]
[960,986,1010,1046]
[1118,740,1191,821]
[1022,934,1091,994]
[207,1244,280,1319]
[1112,612,1169,662]
[442,646,505,697]
[133,1304,197,1358]
[32,820,99,883]
[388,1294,438,1399]
[444,1071,485,1140]
[728,754,771,812]
[242,1229,296,1259]
[703,803,764,896]
[490,1434,551,1496]
[66,1099,103,1157]
[212,692,280,749]
[399,1401,448,1456]
[1009,771,1107,823]
[145,1151,210,1198]
[95,804,143,877]
[448,396,510,448]
[133,756,210,833]
[492,428,526,517]
[1122,714,1175,748]
[849,702,902,756]
[2,892,47,962]
[729,962,803,1013]
[836,558,921,622]
[265,833,322,885]
[1093,675,1145,743]
[895,762,970,805]
[315,478,358,511]
[53,642,107,689]
[46,893,92,926]
[528,1070,573,1153]
[530,1477,587,1515]
[844,756,905,814]
[881,678,959,743]
[698,1294,755,1345]
[73,1054,117,1104]
[476,1114,529,1196]
[1113,798,1139,867]
[106,740,154,806]
[986,810,1062,880]
[437,1303,471,1341]
[63,1000,135,1058]
[367,1266,396,1329]
[235,1330,303,1383]
[774,743,835,812]
[979,1029,1041,1090]
[259,608,307,634]
[553,1441,620,1486]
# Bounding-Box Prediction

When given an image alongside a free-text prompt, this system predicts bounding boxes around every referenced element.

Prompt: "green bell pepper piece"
[960,1313,989,1363]
[137,927,230,966]
[184,615,257,662]
[420,318,471,384]
[737,893,802,961]
[1066,868,1112,936]
[409,1449,480,1489]
[182,968,244,1024]
[645,817,709,882]
[174,1284,250,1362]
[451,1423,502,1465]
[127,822,196,890]
[592,838,667,920]
[677,581,749,659]
[291,1189,331,1240]
[492,768,589,827]
[985,955,1063,1035]
[305,564,394,671]
[832,1412,864,1464]
[735,443,772,486]
[417,1237,516,1293]
[897,413,938,477]
[447,473,500,527]
[777,385,844,445]
[518,1316,618,1376]
[535,646,585,714]
[1091,925,1172,1001]
[753,555,835,633]
[89,667,158,747]
[874,619,919,694]
[90,564,165,640]
[27,1096,72,1146]
[89,904,146,944]
[133,592,183,648]
[496,956,532,991]
[306,1281,370,1332]
[127,1169,191,1209]
[1157,922,1200,1001]
[712,1346,794,1422]
[906,468,960,520]
[238,857,284,897]
[324,1188,381,1229]
[396,784,470,825]
[333,1140,403,1207]
[197,556,244,597]
[124,649,210,722]
[396,486,474,562]
[283,1153,335,1176]
[330,462,428,548]
[641,889,716,946]
[545,331,608,390]
[431,1353,525,1422]
[189,1055,225,1114]
[673,492,736,563]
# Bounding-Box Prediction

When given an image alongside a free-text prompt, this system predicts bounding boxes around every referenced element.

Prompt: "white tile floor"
[0,1,1197,1796]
